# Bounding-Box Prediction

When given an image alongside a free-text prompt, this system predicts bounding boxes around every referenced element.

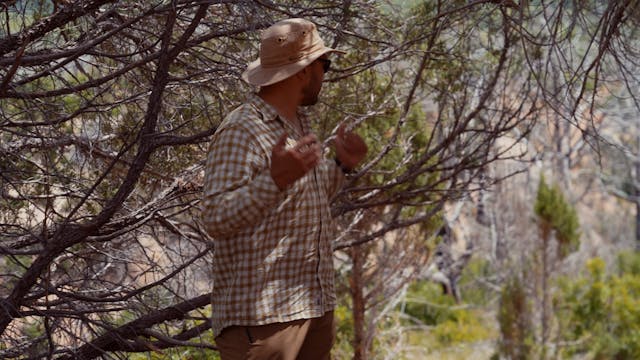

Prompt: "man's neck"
[257,90,299,125]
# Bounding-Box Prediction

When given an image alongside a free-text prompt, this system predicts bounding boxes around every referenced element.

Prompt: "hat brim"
[242,47,346,87]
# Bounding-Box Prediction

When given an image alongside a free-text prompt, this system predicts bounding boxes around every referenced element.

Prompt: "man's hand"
[271,133,322,190]
[334,124,368,171]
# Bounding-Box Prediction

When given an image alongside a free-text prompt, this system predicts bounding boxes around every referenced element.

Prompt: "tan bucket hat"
[242,18,345,87]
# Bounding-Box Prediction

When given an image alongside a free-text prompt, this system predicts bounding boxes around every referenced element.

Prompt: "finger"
[293,134,318,151]
[337,123,345,140]
[276,133,288,147]
[302,154,321,170]
[299,143,321,158]
[273,133,288,153]
[298,143,320,162]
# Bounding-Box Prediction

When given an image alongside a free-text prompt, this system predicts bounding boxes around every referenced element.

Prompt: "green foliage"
[332,303,355,358]
[556,253,640,359]
[126,305,219,360]
[403,281,457,325]
[458,257,495,306]
[617,250,640,275]
[401,280,494,350]
[0,256,34,293]
[1,0,55,34]
[534,175,580,257]
[429,308,490,346]
[128,348,220,360]
[496,275,533,360]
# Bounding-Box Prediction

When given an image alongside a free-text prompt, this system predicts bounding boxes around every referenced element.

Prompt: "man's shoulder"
[230,101,264,123]
[217,102,263,133]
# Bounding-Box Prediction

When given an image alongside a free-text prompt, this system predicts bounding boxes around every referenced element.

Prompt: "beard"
[301,91,319,106]
[300,72,323,106]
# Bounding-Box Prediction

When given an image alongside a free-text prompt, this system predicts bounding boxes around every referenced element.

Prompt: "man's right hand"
[271,133,322,190]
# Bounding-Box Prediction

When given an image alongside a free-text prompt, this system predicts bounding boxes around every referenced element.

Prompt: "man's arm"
[201,125,283,238]
[326,123,368,198]
[201,123,323,238]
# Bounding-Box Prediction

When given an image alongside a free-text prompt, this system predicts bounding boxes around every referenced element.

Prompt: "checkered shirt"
[202,93,345,337]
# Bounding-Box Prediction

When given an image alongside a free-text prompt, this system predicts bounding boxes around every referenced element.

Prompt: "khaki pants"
[215,311,335,360]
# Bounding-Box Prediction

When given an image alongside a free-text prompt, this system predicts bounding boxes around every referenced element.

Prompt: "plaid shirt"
[202,93,345,337]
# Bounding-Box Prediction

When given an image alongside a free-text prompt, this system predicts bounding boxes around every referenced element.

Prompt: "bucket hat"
[242,18,345,87]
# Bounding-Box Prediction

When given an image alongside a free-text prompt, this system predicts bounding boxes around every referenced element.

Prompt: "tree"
[497,274,533,360]
[1,0,639,358]
[533,175,580,356]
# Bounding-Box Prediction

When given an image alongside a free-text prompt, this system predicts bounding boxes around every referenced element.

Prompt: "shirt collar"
[247,93,311,136]
[248,93,280,123]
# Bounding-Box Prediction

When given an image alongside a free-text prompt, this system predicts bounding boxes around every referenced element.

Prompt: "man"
[201,18,368,359]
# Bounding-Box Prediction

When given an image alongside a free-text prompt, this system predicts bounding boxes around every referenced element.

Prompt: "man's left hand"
[333,124,368,171]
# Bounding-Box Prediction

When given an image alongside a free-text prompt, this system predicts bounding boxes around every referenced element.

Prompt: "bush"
[401,280,494,350]
[556,252,640,358]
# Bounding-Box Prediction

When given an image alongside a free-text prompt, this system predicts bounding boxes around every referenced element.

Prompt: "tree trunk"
[351,245,367,360]
[540,223,551,359]
[636,134,640,252]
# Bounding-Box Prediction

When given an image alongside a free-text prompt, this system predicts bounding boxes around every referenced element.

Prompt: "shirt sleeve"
[201,123,283,238]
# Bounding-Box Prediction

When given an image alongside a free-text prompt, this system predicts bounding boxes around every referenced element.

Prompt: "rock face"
[419,126,637,302]
[421,222,473,302]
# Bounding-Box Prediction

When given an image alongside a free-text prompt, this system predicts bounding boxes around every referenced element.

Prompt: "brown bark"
[350,245,366,360]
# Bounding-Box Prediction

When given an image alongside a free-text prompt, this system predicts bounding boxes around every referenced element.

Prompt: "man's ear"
[295,66,310,78]
[293,65,311,84]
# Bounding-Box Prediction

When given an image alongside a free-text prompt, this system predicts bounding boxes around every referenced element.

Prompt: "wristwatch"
[334,157,354,174]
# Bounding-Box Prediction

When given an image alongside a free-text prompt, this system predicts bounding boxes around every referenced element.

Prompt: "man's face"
[300,56,329,106]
